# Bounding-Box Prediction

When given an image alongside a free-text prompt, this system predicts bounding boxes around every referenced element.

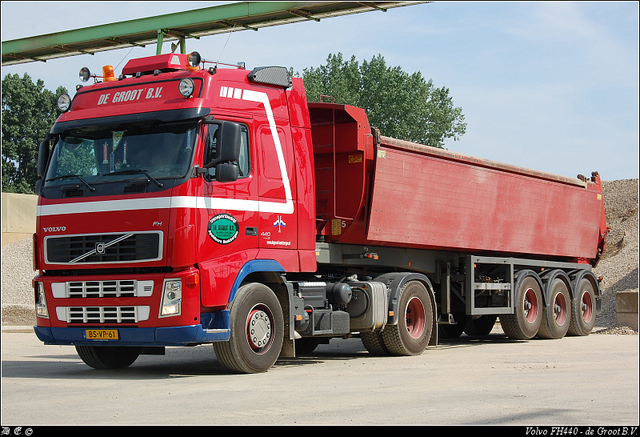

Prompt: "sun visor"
[248,66,291,88]
[51,107,210,134]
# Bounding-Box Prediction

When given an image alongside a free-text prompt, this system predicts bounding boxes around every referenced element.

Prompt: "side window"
[204,123,250,180]
[204,125,219,167]
[237,126,250,177]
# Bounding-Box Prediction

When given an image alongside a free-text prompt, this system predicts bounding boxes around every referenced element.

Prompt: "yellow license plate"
[84,329,119,340]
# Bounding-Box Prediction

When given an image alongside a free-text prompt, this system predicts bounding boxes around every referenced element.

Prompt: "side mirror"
[37,139,50,179]
[38,138,49,179]
[218,122,241,163]
[216,163,239,183]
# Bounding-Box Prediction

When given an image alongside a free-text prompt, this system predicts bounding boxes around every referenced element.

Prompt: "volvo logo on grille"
[95,242,106,254]
[67,233,136,263]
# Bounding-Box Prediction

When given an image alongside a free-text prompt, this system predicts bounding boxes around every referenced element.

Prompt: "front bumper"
[34,323,230,347]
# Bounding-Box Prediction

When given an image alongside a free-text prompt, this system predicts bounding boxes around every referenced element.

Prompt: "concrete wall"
[617,290,639,331]
[1,192,37,247]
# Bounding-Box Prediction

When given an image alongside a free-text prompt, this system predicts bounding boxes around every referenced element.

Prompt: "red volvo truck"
[33,52,608,373]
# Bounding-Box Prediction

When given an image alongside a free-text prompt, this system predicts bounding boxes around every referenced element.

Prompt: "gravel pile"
[592,178,639,334]
[1,237,38,326]
[2,179,638,333]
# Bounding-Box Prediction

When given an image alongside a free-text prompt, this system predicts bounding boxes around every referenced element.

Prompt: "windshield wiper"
[45,174,96,191]
[102,169,164,188]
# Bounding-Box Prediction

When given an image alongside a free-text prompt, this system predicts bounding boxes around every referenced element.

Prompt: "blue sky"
[2,1,638,181]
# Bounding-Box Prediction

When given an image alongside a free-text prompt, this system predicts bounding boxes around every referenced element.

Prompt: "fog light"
[35,282,49,318]
[160,279,182,316]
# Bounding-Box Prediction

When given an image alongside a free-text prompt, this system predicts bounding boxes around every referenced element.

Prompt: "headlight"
[56,94,71,112]
[178,78,195,98]
[35,282,49,318]
[160,279,182,316]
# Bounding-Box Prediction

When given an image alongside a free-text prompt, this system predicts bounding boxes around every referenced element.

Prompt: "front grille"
[58,306,150,324]
[51,280,154,298]
[45,232,162,264]
[69,306,136,324]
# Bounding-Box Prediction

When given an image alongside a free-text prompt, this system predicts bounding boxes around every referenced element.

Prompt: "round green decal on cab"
[207,213,239,244]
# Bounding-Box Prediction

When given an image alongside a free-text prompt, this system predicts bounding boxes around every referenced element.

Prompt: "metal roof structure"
[2,2,427,66]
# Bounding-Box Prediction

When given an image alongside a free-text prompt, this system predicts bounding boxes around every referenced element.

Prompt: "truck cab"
[34,52,317,372]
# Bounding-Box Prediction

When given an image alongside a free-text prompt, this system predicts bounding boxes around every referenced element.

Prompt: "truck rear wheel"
[537,278,571,339]
[75,346,141,369]
[213,283,284,373]
[361,330,391,355]
[568,278,596,336]
[381,281,433,356]
[500,273,543,340]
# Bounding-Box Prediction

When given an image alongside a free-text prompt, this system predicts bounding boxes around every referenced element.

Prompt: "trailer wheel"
[537,278,571,339]
[464,315,497,337]
[75,346,141,369]
[213,283,284,373]
[382,281,433,356]
[568,278,596,336]
[500,273,543,340]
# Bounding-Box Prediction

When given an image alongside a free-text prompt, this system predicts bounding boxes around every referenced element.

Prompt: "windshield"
[44,120,197,187]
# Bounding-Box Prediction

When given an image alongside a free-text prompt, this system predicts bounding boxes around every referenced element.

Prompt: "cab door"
[198,119,260,307]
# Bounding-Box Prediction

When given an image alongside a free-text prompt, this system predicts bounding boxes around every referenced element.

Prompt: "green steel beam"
[2,2,428,66]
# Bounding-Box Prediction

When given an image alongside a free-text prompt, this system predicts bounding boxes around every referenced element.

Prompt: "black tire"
[464,315,497,337]
[75,346,141,369]
[537,277,571,339]
[213,283,284,373]
[438,314,467,339]
[381,281,433,356]
[360,330,391,356]
[500,273,543,340]
[568,278,596,336]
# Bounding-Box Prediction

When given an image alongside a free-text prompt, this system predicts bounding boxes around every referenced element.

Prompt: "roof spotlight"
[57,94,71,112]
[179,78,195,98]
[187,51,201,70]
[79,67,91,83]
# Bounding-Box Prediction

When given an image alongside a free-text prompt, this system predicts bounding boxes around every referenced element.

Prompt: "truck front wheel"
[75,346,141,369]
[381,281,433,356]
[213,283,284,373]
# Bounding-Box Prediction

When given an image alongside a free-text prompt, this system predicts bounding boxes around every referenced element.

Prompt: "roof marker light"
[102,65,116,82]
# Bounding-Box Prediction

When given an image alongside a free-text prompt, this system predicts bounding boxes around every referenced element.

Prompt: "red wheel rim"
[581,291,593,324]
[524,287,539,323]
[554,292,568,326]
[405,297,426,339]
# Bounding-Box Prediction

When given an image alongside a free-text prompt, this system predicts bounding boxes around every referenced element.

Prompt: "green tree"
[2,73,67,193]
[301,53,466,148]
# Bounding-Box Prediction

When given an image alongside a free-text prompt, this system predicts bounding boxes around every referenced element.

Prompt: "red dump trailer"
[34,52,608,373]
